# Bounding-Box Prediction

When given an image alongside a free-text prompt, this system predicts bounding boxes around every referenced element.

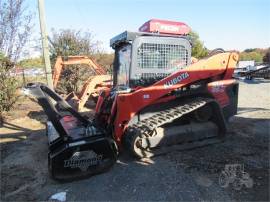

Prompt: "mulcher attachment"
[23,83,117,181]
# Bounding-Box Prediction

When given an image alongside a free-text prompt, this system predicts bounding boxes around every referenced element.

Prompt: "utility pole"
[38,0,53,88]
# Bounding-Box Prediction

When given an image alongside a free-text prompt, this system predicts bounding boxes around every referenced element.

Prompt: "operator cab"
[110,19,192,90]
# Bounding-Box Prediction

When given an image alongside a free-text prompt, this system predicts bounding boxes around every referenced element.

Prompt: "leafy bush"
[19,57,44,69]
[50,29,108,94]
[188,31,208,59]
[0,0,33,124]
[0,55,18,123]
[240,51,263,62]
[263,48,270,64]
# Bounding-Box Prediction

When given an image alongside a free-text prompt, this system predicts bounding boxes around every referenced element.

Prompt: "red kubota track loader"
[23,19,239,181]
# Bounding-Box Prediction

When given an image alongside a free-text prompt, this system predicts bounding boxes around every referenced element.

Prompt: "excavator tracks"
[124,97,226,158]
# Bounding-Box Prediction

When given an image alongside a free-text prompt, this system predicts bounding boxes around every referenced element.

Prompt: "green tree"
[244,48,256,53]
[263,48,270,64]
[19,57,44,68]
[0,55,17,113]
[188,31,208,59]
[240,51,263,62]
[239,48,269,63]
[50,29,114,68]
[49,29,102,93]
[92,52,114,70]
[50,29,99,61]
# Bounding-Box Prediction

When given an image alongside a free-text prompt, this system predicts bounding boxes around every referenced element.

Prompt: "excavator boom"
[52,56,111,111]
[53,56,107,88]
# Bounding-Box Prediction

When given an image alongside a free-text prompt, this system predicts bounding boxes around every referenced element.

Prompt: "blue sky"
[28,0,269,53]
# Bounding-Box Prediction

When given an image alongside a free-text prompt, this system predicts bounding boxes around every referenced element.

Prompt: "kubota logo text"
[164,72,189,89]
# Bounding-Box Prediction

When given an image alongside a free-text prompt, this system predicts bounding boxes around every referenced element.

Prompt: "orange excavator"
[52,56,111,111]
[24,19,239,181]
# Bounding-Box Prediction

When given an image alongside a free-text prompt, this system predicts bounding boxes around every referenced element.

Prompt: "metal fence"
[10,68,47,87]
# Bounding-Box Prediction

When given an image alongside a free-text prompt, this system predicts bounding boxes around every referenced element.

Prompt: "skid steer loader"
[23,19,239,181]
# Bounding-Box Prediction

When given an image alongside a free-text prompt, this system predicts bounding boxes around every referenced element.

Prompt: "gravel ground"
[0,79,269,201]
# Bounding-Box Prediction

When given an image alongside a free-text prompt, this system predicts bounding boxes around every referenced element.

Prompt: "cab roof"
[110,31,189,49]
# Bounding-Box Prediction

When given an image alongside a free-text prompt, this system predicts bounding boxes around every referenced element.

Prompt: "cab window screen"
[137,43,188,71]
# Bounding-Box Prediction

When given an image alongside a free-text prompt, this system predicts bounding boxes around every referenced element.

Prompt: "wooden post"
[38,0,53,89]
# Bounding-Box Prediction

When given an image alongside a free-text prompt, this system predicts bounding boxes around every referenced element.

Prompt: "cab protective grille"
[137,43,188,72]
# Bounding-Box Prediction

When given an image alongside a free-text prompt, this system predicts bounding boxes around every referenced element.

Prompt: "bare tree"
[0,0,33,61]
[0,0,33,124]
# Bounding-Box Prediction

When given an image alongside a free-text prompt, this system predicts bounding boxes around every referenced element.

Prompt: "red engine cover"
[139,19,191,35]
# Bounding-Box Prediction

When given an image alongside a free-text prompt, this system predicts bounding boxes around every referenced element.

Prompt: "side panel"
[223,82,239,119]
[207,79,239,120]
